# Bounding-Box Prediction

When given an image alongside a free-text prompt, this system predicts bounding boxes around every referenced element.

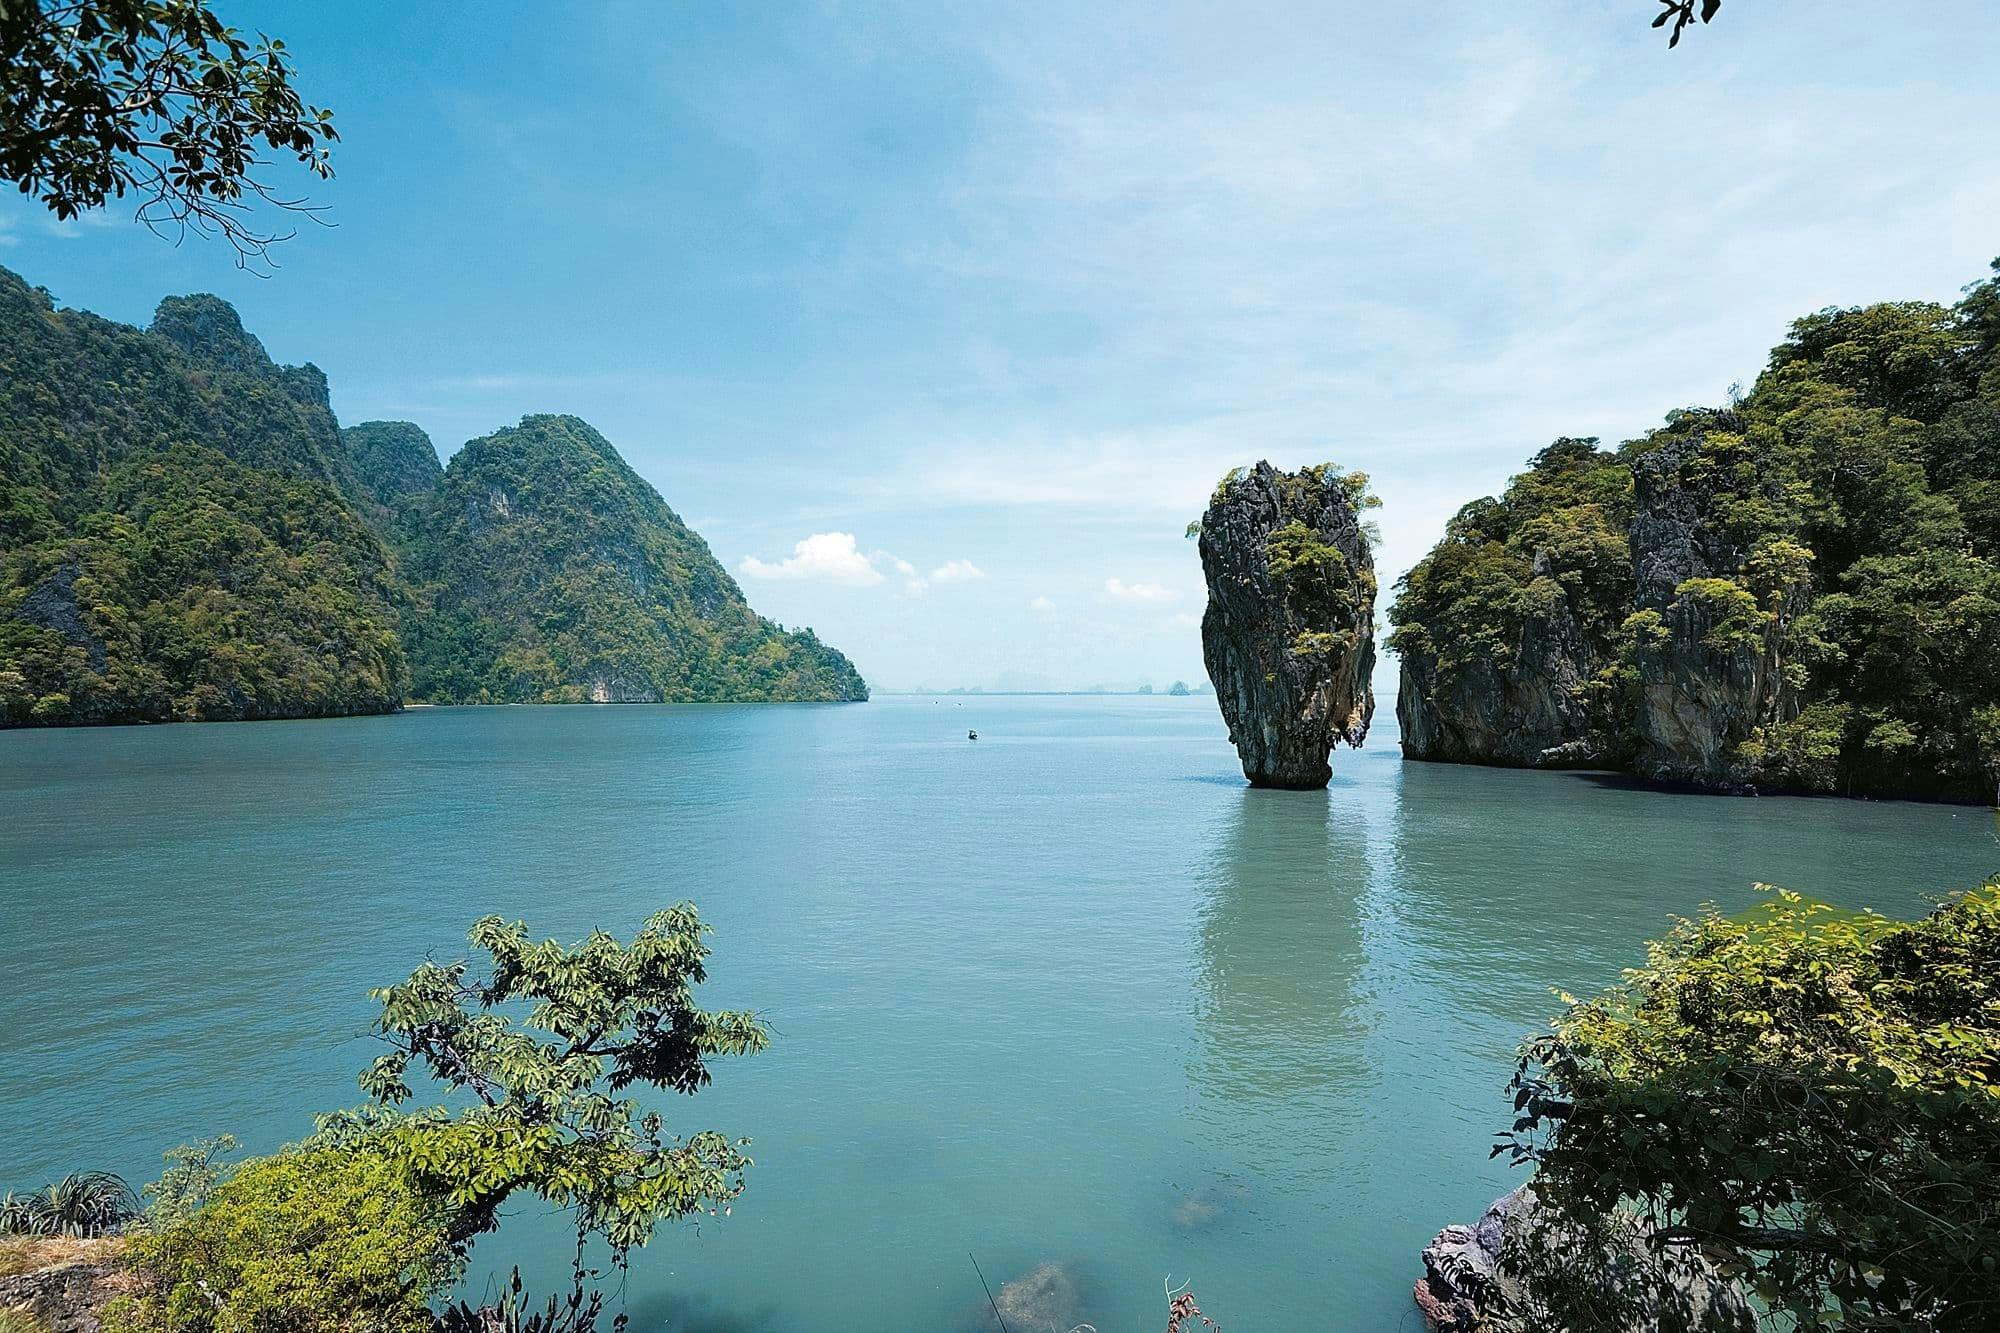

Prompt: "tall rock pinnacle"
[1196,461,1378,789]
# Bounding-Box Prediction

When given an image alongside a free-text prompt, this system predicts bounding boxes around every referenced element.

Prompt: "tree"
[316,905,770,1260]
[1498,883,2000,1330]
[1653,0,1722,48]
[0,0,337,268]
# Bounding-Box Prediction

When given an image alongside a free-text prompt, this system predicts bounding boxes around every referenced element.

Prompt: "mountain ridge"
[0,265,866,726]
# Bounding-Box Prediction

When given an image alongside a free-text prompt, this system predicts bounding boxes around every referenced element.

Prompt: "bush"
[1501,881,2000,1330]
[0,1172,138,1238]
[107,1147,459,1333]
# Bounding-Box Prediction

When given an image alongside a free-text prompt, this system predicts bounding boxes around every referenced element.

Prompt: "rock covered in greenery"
[1391,260,2000,801]
[1197,461,1378,788]
[1497,883,2000,1328]
[0,263,869,725]
[396,415,868,705]
[1392,439,1633,769]
[340,420,444,515]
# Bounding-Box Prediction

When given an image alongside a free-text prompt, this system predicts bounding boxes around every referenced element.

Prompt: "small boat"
[968,729,978,741]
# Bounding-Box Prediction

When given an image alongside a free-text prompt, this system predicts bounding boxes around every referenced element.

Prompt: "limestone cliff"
[1626,417,1806,791]
[1395,575,1617,769]
[1390,438,1634,771]
[1197,462,1377,789]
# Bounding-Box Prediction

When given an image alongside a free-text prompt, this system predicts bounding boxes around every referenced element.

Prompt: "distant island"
[0,266,866,727]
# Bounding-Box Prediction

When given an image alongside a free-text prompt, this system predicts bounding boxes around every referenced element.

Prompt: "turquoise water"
[2,696,1994,1330]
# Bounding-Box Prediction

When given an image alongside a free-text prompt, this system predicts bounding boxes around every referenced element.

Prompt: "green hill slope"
[397,414,867,704]
[0,268,867,725]
[0,270,407,725]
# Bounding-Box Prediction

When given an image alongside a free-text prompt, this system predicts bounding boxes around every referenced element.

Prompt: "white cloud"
[1030,595,1056,612]
[742,536,988,596]
[1105,577,1179,602]
[739,532,884,586]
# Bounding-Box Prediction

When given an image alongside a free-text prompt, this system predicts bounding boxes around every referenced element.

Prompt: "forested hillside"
[0,267,866,725]
[0,269,407,724]
[395,415,867,704]
[1391,260,2000,801]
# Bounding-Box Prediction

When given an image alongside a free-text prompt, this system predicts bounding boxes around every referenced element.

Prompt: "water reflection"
[1189,787,1374,1106]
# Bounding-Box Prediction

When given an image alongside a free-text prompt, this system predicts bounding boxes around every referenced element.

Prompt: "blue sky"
[5,1,1998,691]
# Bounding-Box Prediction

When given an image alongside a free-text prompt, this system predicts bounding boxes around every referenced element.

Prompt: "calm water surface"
[2,697,1995,1330]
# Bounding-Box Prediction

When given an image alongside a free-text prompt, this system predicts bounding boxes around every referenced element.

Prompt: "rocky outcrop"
[342,421,445,514]
[1396,570,1617,769]
[1627,422,1803,791]
[1197,462,1376,789]
[1414,1187,1754,1333]
[0,1238,132,1333]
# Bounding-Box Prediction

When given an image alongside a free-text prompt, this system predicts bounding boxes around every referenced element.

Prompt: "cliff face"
[1396,582,1614,768]
[1626,420,1805,791]
[1389,438,1634,771]
[1197,462,1377,789]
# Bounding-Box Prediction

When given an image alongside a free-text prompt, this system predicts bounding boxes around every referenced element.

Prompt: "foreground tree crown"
[1500,880,2000,1330]
[316,904,770,1258]
[0,0,336,267]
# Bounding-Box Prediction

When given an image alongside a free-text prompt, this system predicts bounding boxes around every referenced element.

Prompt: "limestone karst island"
[1,4,1996,1332]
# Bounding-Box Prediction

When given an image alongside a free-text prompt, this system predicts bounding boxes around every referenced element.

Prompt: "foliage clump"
[317,904,769,1259]
[0,1172,138,1239]
[1500,881,2000,1330]
[107,1147,458,1333]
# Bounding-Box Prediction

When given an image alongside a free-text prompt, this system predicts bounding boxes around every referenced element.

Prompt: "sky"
[5,1,1998,692]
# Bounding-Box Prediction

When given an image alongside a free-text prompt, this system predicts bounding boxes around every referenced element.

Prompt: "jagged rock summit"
[1196,461,1378,789]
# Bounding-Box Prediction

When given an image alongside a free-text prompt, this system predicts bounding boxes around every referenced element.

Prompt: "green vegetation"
[396,415,866,705]
[10,906,761,1332]
[108,1147,457,1333]
[0,1172,137,1238]
[1391,262,2000,799]
[0,264,866,725]
[1251,464,1380,640]
[1499,881,2000,1330]
[0,0,338,268]
[314,904,769,1259]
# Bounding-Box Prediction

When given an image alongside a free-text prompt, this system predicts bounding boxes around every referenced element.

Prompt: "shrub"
[0,1173,138,1238]
[1501,882,2000,1330]
[142,1136,238,1230]
[107,1147,459,1333]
